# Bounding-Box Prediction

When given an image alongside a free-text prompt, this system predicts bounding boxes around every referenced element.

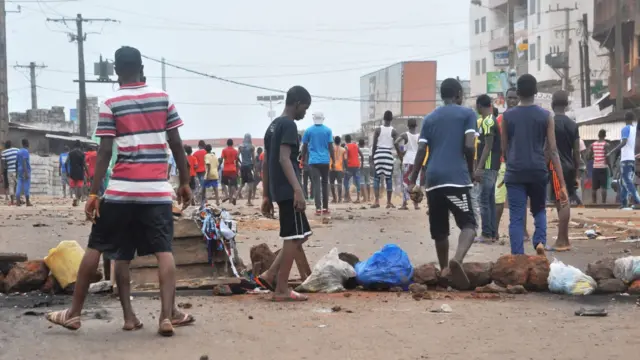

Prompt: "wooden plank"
[174,218,202,238]
[133,276,241,291]
[130,263,215,286]
[0,252,28,262]
[129,236,208,268]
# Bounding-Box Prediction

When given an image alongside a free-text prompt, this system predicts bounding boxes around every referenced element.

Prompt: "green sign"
[486,72,504,94]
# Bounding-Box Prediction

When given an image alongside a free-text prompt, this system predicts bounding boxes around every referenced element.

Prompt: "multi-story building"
[592,0,639,109]
[469,0,608,108]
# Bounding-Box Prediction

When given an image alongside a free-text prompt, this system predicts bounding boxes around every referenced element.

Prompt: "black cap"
[114,46,142,68]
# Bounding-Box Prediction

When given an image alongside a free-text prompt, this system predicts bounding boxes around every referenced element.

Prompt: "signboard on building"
[69,108,77,123]
[486,71,505,94]
[493,51,509,67]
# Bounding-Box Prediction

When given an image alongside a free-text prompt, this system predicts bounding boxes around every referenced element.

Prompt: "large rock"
[628,280,640,294]
[412,264,440,285]
[596,279,627,294]
[438,262,493,290]
[338,252,360,268]
[249,243,276,276]
[3,261,49,293]
[491,255,550,291]
[40,274,60,294]
[586,257,616,281]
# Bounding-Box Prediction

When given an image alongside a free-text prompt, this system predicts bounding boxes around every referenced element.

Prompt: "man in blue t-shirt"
[301,111,336,215]
[16,138,32,206]
[407,78,477,290]
[608,111,640,208]
[59,146,70,198]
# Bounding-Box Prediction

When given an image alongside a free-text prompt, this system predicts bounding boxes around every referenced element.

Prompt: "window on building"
[530,42,536,61]
[476,60,481,75]
[530,0,536,15]
[482,58,487,74]
[475,19,480,34]
[537,0,541,25]
[481,17,486,32]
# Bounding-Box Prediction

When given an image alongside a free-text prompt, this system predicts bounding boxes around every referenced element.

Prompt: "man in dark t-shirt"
[549,90,580,252]
[67,140,86,207]
[475,95,501,242]
[256,86,313,302]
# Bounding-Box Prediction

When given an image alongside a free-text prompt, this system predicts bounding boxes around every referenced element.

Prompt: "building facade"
[469,0,608,107]
[435,79,471,107]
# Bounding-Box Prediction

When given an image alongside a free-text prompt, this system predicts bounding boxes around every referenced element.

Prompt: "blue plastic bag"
[355,244,413,289]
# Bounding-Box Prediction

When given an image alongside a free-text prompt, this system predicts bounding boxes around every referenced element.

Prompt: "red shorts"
[69,179,84,188]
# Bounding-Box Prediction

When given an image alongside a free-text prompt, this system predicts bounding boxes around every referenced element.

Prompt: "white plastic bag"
[548,259,596,295]
[295,248,356,293]
[613,256,640,283]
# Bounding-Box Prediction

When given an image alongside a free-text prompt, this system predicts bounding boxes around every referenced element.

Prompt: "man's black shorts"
[277,199,312,240]
[550,167,577,200]
[222,174,237,186]
[592,168,608,190]
[87,201,173,261]
[240,165,254,184]
[427,186,476,240]
[189,176,196,190]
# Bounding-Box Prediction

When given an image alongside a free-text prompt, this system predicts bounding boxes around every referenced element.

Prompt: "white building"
[469,0,608,109]
[436,79,471,107]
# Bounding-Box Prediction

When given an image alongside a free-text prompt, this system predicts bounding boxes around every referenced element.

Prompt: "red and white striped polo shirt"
[96,83,183,204]
[591,141,608,169]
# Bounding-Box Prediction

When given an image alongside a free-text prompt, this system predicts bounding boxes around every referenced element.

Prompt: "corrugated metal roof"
[578,121,626,141]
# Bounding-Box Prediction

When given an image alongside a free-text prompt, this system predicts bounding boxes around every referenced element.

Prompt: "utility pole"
[578,41,585,107]
[0,1,20,147]
[507,0,515,71]
[581,13,592,106]
[161,57,166,91]
[14,62,46,110]
[547,3,578,91]
[47,14,118,137]
[615,0,625,111]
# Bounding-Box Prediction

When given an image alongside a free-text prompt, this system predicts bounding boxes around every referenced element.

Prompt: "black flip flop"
[575,308,608,317]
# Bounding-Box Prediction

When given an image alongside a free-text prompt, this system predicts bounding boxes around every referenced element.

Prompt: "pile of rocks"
[413,254,550,292]
[586,257,640,294]
[0,252,101,295]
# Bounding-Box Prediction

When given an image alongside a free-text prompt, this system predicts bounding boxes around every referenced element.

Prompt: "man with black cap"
[47,46,193,336]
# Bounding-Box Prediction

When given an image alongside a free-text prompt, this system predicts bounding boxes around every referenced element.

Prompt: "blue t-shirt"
[302,124,333,165]
[420,104,477,191]
[59,152,69,174]
[503,105,550,183]
[16,148,31,175]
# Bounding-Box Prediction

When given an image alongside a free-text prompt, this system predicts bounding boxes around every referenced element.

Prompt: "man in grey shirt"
[238,133,256,205]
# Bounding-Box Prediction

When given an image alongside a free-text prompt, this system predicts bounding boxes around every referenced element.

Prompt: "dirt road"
[1,198,639,360]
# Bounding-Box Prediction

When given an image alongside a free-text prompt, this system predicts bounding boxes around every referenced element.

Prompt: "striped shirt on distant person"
[1,148,18,173]
[95,82,184,204]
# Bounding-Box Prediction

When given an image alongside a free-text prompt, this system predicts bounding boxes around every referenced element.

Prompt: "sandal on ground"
[370,203,380,208]
[545,245,571,252]
[172,313,195,327]
[272,290,308,302]
[398,206,409,210]
[157,319,175,337]
[386,203,395,209]
[46,309,81,331]
[254,276,276,291]
[122,320,144,331]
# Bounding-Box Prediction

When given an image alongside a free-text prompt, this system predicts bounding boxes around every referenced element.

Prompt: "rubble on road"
[3,261,49,293]
[491,255,550,291]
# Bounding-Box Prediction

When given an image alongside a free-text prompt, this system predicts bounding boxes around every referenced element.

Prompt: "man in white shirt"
[609,112,640,209]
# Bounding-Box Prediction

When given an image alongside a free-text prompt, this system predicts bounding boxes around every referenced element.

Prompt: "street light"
[257,95,285,121]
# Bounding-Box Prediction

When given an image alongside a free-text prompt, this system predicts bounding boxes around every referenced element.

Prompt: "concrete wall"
[28,155,63,197]
[10,107,75,133]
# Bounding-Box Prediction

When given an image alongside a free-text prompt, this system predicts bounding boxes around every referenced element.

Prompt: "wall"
[359,63,403,124]
[9,107,75,133]
[401,61,437,117]
[469,5,493,96]
[7,129,49,154]
[27,155,63,197]
[77,97,99,135]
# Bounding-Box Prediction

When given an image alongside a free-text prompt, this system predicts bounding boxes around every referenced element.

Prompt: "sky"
[5,0,471,140]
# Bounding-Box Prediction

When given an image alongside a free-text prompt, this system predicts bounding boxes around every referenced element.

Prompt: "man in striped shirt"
[46,46,192,336]
[588,129,611,204]
[1,141,19,205]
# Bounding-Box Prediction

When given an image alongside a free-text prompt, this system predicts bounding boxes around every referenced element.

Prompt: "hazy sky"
[6,0,471,140]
